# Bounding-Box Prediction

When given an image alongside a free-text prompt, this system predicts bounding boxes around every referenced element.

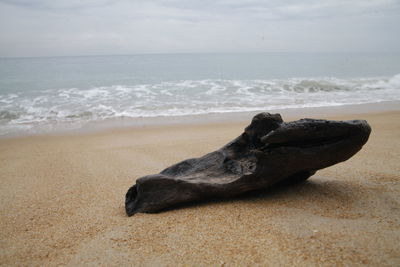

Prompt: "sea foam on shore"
[2,53,400,136]
[1,74,400,136]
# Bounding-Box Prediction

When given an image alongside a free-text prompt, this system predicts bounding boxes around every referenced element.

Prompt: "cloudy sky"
[0,0,399,57]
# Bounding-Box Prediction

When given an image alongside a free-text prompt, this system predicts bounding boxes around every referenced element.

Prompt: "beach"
[0,106,399,266]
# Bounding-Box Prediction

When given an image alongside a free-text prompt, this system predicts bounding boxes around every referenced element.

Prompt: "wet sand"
[0,109,399,266]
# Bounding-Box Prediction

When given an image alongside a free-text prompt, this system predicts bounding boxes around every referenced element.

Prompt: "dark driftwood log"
[125,112,371,216]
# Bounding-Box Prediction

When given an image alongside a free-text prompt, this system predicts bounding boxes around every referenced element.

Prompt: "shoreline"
[2,100,400,139]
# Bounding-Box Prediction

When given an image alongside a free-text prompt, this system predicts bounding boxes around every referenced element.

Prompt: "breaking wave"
[1,74,399,135]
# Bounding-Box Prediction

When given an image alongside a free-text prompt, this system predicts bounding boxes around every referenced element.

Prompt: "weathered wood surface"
[125,112,371,216]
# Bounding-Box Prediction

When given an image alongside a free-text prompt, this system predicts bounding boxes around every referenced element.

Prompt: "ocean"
[0,52,399,136]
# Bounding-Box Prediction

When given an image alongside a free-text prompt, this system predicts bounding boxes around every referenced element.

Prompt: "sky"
[0,0,399,57]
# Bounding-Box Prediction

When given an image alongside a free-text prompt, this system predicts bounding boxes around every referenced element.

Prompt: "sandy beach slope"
[1,109,399,266]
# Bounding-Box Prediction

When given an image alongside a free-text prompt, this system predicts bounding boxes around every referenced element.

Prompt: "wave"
[1,74,399,135]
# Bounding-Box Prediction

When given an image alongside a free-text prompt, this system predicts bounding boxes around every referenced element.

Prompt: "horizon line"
[1,51,399,59]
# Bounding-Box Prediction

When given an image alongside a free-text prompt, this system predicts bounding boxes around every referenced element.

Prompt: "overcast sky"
[0,0,399,57]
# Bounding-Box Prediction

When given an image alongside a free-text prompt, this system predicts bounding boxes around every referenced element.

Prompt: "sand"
[0,109,399,266]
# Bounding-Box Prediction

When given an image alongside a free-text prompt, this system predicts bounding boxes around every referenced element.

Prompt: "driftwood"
[125,112,371,216]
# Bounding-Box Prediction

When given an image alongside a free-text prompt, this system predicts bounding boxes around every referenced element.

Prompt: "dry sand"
[0,110,399,266]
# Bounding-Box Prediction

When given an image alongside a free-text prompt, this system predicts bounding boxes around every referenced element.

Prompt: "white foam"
[1,74,399,135]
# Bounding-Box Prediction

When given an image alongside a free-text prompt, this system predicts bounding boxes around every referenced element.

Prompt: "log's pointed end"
[125,185,139,216]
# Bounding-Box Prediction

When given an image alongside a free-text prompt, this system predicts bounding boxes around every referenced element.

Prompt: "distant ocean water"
[1,53,399,136]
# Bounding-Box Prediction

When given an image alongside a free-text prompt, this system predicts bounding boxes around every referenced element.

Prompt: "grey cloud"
[0,0,114,10]
[0,0,399,57]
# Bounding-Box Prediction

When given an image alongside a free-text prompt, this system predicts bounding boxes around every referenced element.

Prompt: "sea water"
[0,53,399,136]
